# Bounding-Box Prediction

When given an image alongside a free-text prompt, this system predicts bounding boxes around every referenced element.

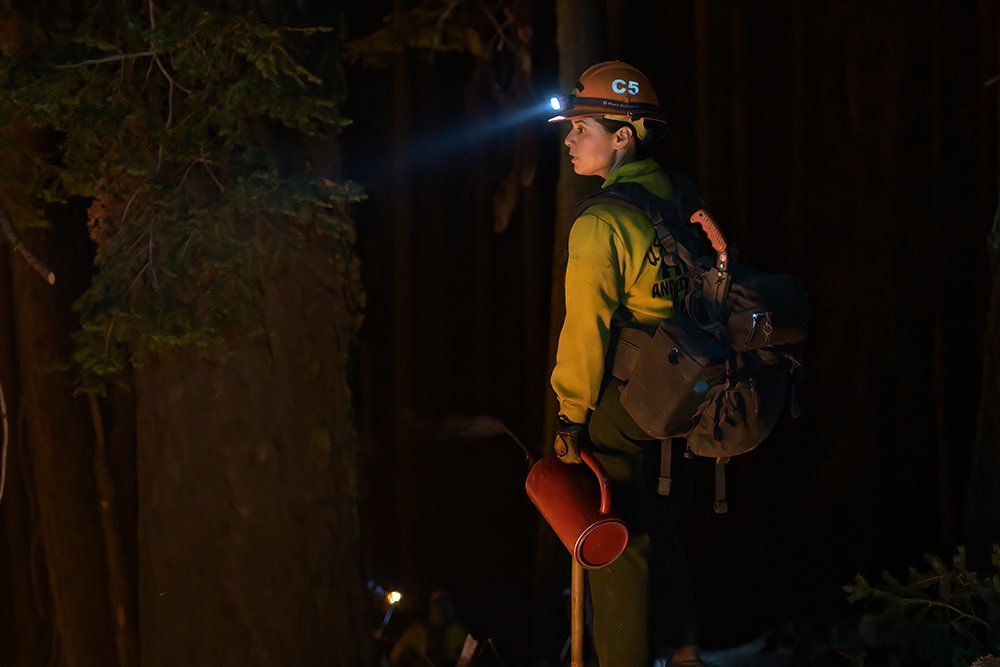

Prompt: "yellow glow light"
[386,591,402,605]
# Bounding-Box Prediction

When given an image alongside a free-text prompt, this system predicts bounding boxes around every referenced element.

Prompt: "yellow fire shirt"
[551,158,680,423]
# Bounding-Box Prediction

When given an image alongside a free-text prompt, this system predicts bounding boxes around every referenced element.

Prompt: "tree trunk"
[9,217,118,667]
[729,0,749,241]
[963,0,1000,567]
[389,0,416,587]
[135,228,366,667]
[693,0,712,195]
[88,392,138,667]
[928,0,954,548]
[966,204,1000,563]
[0,240,51,667]
[533,1,607,659]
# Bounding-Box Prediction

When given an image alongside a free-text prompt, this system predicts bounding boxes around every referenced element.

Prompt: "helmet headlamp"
[546,61,670,138]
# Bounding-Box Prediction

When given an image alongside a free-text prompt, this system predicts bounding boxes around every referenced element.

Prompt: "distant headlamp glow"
[549,96,563,111]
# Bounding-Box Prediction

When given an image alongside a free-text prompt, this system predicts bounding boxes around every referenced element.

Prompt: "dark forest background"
[343,0,1000,662]
[0,0,996,666]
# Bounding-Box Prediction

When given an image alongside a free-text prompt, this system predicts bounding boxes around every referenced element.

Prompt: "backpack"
[576,173,810,513]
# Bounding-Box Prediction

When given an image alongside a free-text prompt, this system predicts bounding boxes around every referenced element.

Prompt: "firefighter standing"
[548,61,704,667]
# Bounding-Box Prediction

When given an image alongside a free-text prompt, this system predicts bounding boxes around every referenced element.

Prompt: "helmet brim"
[547,106,612,123]
[547,96,667,123]
[547,107,669,125]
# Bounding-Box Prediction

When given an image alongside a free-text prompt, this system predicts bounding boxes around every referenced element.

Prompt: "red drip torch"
[447,414,629,667]
[526,449,628,667]
[525,451,627,569]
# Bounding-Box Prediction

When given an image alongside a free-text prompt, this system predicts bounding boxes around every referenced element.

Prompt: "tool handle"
[580,449,612,515]
[690,209,729,269]
[571,558,584,667]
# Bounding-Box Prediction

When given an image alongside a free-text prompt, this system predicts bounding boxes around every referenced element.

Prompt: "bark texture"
[0,236,50,667]
[966,203,1000,562]
[135,231,365,667]
[965,0,1000,568]
[9,219,118,667]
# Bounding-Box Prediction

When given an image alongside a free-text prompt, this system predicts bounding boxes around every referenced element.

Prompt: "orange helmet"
[547,60,668,136]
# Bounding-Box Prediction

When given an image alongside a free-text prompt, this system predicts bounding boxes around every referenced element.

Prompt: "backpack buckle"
[747,311,775,347]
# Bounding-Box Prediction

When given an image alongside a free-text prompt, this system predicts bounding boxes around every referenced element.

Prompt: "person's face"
[563,117,632,178]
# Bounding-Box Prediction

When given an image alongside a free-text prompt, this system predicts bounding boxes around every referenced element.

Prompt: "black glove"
[553,416,586,464]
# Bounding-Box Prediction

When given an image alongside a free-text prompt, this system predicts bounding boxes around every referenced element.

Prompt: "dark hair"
[594,117,653,160]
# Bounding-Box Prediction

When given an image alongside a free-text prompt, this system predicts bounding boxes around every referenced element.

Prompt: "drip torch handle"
[580,449,612,515]
[690,209,728,268]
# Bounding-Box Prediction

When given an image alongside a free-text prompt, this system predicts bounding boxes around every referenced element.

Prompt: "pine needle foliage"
[0,1,364,380]
[344,1,491,67]
[844,545,1000,666]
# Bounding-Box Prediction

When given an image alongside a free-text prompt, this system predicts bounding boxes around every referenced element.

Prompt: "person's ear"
[613,126,633,150]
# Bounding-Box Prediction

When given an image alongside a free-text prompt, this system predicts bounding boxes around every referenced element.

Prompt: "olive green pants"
[587,379,697,667]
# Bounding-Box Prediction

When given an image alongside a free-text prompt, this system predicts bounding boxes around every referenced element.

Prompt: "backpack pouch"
[618,315,727,439]
[686,353,789,458]
[726,268,811,352]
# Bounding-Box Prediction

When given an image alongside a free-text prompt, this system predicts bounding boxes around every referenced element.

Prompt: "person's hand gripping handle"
[553,416,585,464]
[553,417,612,515]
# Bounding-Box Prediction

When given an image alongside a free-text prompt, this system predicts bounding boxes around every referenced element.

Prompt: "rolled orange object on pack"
[690,209,727,254]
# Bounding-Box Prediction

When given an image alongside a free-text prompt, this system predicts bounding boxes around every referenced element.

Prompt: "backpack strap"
[783,350,805,419]
[668,172,734,325]
[575,176,737,330]
[713,456,730,514]
[574,179,712,274]
[658,439,672,496]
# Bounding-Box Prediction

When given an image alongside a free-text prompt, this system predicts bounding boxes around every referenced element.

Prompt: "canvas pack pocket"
[618,315,727,439]
[725,269,811,352]
[686,352,789,459]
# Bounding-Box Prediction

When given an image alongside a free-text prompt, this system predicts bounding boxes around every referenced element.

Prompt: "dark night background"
[342,0,998,662]
[0,0,996,665]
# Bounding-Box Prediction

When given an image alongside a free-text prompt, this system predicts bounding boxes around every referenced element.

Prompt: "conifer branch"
[152,53,191,128]
[431,0,461,53]
[2,3,359,378]
[148,0,190,129]
[121,190,140,224]
[276,26,333,34]
[128,261,149,294]
[909,572,976,589]
[893,596,991,628]
[104,313,116,357]
[475,0,511,52]
[198,159,225,193]
[0,205,56,285]
[148,225,158,290]
[141,57,155,92]
[53,51,158,69]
